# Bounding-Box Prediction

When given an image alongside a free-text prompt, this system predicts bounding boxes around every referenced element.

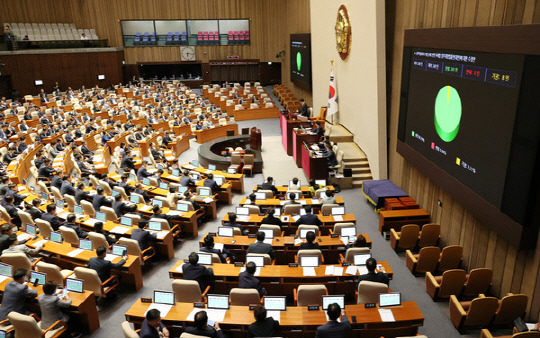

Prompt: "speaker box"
[343,168,352,177]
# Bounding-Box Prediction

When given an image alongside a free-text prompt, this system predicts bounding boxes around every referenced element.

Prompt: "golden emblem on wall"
[335,4,351,60]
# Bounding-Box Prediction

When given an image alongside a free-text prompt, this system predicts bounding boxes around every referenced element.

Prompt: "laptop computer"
[236,207,249,216]
[74,205,83,215]
[300,255,319,267]
[258,229,274,239]
[207,294,230,309]
[177,203,189,212]
[254,192,266,200]
[331,206,345,215]
[199,188,211,196]
[246,255,265,267]
[30,271,46,285]
[65,278,84,293]
[159,182,168,190]
[111,244,127,256]
[50,231,62,244]
[214,177,224,186]
[208,164,216,171]
[353,253,372,266]
[299,228,316,239]
[154,290,175,305]
[263,296,286,311]
[151,199,163,208]
[95,212,106,222]
[340,227,357,237]
[197,253,213,265]
[379,293,401,307]
[26,225,37,236]
[148,221,162,231]
[130,195,140,204]
[218,226,234,237]
[120,217,132,226]
[79,239,93,251]
[0,263,12,278]
[322,295,345,310]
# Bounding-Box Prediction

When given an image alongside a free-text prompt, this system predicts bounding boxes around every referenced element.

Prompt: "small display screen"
[0,263,12,277]
[79,239,93,251]
[148,221,162,231]
[353,253,372,266]
[379,293,401,307]
[207,294,229,309]
[246,255,265,267]
[331,206,345,215]
[50,231,62,243]
[264,296,286,311]
[218,226,234,237]
[154,290,175,305]
[95,212,106,221]
[112,244,127,256]
[30,271,46,285]
[300,255,319,267]
[322,295,345,310]
[66,278,84,293]
[198,253,213,265]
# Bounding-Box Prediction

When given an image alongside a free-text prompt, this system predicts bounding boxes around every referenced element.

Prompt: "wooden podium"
[250,127,261,150]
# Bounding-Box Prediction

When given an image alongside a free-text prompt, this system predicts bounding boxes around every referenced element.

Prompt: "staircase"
[328,124,373,188]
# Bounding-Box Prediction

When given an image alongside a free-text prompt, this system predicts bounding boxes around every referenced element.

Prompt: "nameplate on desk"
[248,234,256,238]
[288,263,298,267]
[208,232,217,236]
[307,305,319,311]
[342,262,351,267]
[365,303,376,308]
[331,234,339,238]
[248,304,258,310]
[194,302,205,308]
[141,298,152,303]
[183,259,189,263]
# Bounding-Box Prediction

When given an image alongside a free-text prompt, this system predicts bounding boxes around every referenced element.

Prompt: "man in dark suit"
[223,212,246,235]
[260,207,283,226]
[294,205,322,227]
[182,252,215,291]
[315,303,351,338]
[74,182,92,204]
[60,175,76,196]
[0,268,38,320]
[92,187,109,213]
[118,174,134,196]
[203,173,220,195]
[248,305,280,338]
[184,310,224,338]
[61,214,88,238]
[38,159,56,180]
[239,261,266,297]
[41,204,62,231]
[298,99,310,118]
[200,234,230,263]
[179,170,196,187]
[26,198,43,220]
[260,176,278,195]
[5,183,27,205]
[299,231,320,250]
[3,195,20,226]
[131,219,157,251]
[120,151,135,171]
[246,231,275,260]
[112,194,136,217]
[87,246,126,284]
[134,183,151,203]
[137,161,153,181]
[357,258,389,286]
[50,174,63,190]
[139,309,170,338]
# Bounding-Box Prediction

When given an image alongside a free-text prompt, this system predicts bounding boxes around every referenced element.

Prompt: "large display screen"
[402,47,524,208]
[290,34,312,91]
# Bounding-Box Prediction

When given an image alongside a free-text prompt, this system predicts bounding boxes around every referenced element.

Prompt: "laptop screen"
[331,206,345,215]
[379,293,401,307]
[198,253,213,265]
[95,212,106,221]
[254,192,266,200]
[300,255,319,267]
[236,207,249,216]
[120,217,132,226]
[56,199,64,208]
[218,226,234,237]
[148,221,161,231]
[214,177,224,186]
[178,186,188,194]
[177,203,189,212]
[264,296,286,311]
[66,278,84,293]
[0,263,12,277]
[207,294,229,309]
[340,227,357,237]
[171,169,180,176]
[79,239,92,251]
[129,174,137,182]
[40,192,48,199]
[154,290,175,305]
[111,244,127,256]
[258,229,274,239]
[353,253,372,266]
[118,169,124,175]
[299,228,316,239]
[315,179,326,186]
[199,188,211,196]
[191,160,198,167]
[26,225,36,236]
[111,190,119,197]
[142,178,150,186]
[130,195,140,203]
[227,168,236,174]
[0,329,6,338]
[322,295,345,310]
[50,231,62,244]
[74,205,83,215]
[208,164,216,171]
[159,182,168,190]
[151,199,163,208]
[190,173,200,180]
[30,271,46,285]
[274,208,281,217]
[246,255,265,267]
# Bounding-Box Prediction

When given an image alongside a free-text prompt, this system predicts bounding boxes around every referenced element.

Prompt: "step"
[350,167,372,175]
[343,160,370,168]
[352,178,373,188]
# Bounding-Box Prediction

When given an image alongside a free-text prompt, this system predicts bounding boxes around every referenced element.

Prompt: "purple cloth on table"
[362,179,408,208]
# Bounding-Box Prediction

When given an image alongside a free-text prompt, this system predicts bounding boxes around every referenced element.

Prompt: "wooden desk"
[280,112,312,156]
[135,204,201,239]
[170,134,190,158]
[194,124,238,143]
[293,130,320,168]
[239,196,345,213]
[169,261,392,299]
[378,209,431,233]
[230,106,279,121]
[0,278,100,334]
[125,299,424,337]
[179,163,245,193]
[196,179,233,205]
[301,143,328,180]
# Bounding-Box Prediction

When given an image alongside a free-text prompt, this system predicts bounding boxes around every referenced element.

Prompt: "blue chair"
[180,32,187,45]
[173,35,180,45]
[150,35,156,45]
[133,35,141,46]
[166,35,172,45]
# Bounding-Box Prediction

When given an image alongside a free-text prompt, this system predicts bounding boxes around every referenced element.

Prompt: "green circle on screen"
[434,85,462,142]
[296,52,302,71]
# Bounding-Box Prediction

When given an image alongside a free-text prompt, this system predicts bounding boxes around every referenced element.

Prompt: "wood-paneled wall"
[387,0,540,320]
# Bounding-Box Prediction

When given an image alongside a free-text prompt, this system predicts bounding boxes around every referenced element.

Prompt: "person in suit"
[26,198,43,220]
[248,305,280,338]
[295,205,322,227]
[38,158,56,180]
[222,212,246,235]
[118,174,134,196]
[112,194,136,217]
[0,223,14,255]
[61,214,88,238]
[38,282,74,334]
[2,147,15,164]
[120,151,135,171]
[203,173,220,195]
[180,170,196,187]
[182,251,215,291]
[131,219,157,251]
[41,204,62,231]
[162,132,173,147]
[184,310,224,338]
[137,161,153,181]
[92,187,109,213]
[2,195,20,226]
[134,183,151,203]
[60,175,76,196]
[321,189,337,205]
[288,177,301,190]
[139,309,170,338]
[247,231,275,260]
[298,99,310,118]
[239,261,266,297]
[299,230,320,250]
[3,234,43,260]
[357,258,389,286]
[87,246,127,285]
[260,176,278,195]
[0,268,38,320]
[260,207,283,226]
[315,303,351,338]
[5,183,27,205]
[312,121,324,137]
[74,181,92,204]
[283,192,300,206]
[200,234,230,263]
[94,222,116,246]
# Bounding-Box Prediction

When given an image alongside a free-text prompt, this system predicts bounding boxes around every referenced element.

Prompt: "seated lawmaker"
[200,234,230,263]
[0,268,38,320]
[248,305,280,338]
[357,258,389,286]
[299,231,320,250]
[239,261,266,297]
[140,309,170,338]
[246,231,274,260]
[316,303,351,338]
[182,252,215,291]
[184,310,224,338]
[260,207,283,227]
[294,205,322,227]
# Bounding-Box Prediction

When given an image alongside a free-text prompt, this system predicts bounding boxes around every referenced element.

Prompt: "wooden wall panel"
[0,0,74,24]
[387,0,540,319]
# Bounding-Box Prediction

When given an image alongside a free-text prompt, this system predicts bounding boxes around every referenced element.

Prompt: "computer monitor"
[197,253,213,265]
[236,207,249,216]
[218,226,234,237]
[192,160,199,167]
[340,227,357,237]
[315,179,326,186]
[118,169,124,175]
[129,174,136,181]
[50,231,62,244]
[111,190,119,197]
[0,329,6,338]
[177,203,189,212]
[83,178,90,187]
[130,195,140,203]
[151,199,163,208]
[289,180,301,186]
[299,229,316,239]
[148,221,162,231]
[0,263,12,277]
[156,164,164,170]
[331,206,345,215]
[379,293,401,307]
[208,164,216,171]
[154,290,175,305]
[56,199,64,208]
[300,255,319,267]
[254,192,266,200]
[287,192,300,200]
[65,278,84,293]
[142,178,150,186]
[353,253,372,266]
[199,188,211,196]
[227,168,236,174]
[178,186,188,194]
[207,294,230,309]
[274,208,281,217]
[263,296,286,311]
[74,205,83,215]
[40,192,48,199]
[258,229,274,239]
[159,182,168,190]
[171,169,180,176]
[26,224,36,236]
[322,295,345,310]
[246,255,265,267]
[120,217,132,226]
[214,177,224,186]
[111,244,127,256]
[95,212,106,222]
[190,173,200,180]
[79,239,92,251]
[30,271,46,285]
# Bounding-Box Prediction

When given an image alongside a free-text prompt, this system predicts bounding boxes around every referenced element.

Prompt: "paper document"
[214,243,224,252]
[206,309,227,323]
[332,266,343,276]
[67,248,84,257]
[84,218,99,226]
[358,266,369,275]
[294,238,303,246]
[184,164,196,170]
[303,267,316,276]
[145,303,173,318]
[203,197,214,203]
[110,226,130,234]
[333,215,344,222]
[340,237,349,246]
[17,234,32,242]
[378,309,395,322]
[33,239,48,248]
[311,199,321,204]
[292,215,300,222]
[0,276,10,284]
[104,254,119,262]
[166,211,182,216]
[279,201,286,206]
[140,205,152,212]
[237,216,250,222]
[175,264,185,272]
[157,231,168,239]
[325,266,334,275]
[263,239,273,245]
[267,311,281,323]
[345,266,358,275]
[298,200,306,205]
